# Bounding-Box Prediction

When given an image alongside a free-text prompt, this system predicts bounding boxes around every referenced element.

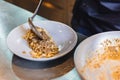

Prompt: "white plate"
[74,31,120,79]
[7,20,77,61]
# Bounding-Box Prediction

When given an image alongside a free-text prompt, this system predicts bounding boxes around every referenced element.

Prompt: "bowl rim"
[7,20,78,61]
[74,31,120,78]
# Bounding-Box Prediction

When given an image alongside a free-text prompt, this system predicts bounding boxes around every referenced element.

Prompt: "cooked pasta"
[23,27,59,58]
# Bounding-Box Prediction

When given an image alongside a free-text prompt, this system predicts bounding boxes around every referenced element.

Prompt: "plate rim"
[74,31,120,77]
[7,20,78,61]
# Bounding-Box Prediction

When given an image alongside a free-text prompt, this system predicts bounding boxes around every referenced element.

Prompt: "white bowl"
[7,20,77,61]
[74,31,120,80]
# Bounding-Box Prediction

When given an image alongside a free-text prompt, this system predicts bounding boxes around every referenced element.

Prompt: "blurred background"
[5,0,75,26]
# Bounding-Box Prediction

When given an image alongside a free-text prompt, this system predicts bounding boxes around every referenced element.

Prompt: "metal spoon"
[28,0,43,39]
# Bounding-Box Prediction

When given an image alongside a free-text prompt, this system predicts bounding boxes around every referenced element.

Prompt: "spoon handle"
[31,0,43,19]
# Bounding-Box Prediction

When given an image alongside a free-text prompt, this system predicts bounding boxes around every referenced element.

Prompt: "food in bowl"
[7,20,77,61]
[79,39,120,80]
[23,27,59,58]
[74,31,120,80]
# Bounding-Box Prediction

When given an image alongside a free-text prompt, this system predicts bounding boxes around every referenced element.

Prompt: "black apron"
[71,0,120,35]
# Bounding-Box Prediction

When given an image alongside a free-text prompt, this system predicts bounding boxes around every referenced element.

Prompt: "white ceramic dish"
[7,20,77,61]
[74,31,120,80]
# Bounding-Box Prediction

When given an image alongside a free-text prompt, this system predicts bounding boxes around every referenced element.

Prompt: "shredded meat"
[23,27,59,58]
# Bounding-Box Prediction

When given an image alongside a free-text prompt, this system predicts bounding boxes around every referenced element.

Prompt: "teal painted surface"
[0,0,87,80]
[0,1,46,80]
[53,68,81,80]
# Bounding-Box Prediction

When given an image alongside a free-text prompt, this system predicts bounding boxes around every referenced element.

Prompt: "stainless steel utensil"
[28,0,43,39]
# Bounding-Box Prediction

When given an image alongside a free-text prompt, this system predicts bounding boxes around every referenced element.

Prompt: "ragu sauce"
[80,39,120,80]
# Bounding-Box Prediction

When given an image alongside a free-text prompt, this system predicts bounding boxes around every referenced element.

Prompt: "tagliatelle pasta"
[23,27,59,58]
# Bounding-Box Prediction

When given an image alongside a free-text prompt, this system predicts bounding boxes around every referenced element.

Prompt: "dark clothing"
[71,0,120,36]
